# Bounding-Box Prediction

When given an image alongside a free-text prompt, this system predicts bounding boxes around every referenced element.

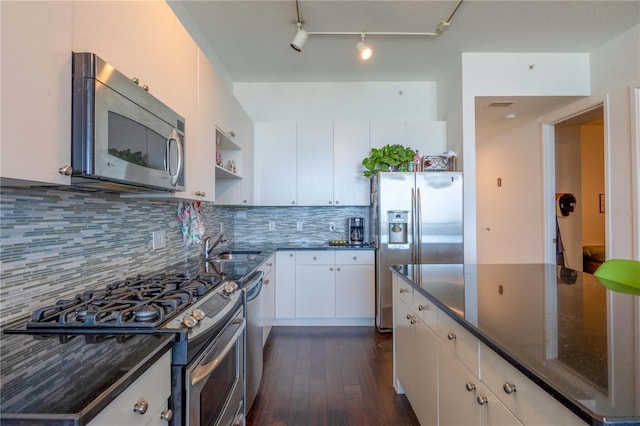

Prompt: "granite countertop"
[391,263,640,426]
[0,331,173,424]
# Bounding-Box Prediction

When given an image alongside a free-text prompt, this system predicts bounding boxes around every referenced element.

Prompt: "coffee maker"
[348,217,365,245]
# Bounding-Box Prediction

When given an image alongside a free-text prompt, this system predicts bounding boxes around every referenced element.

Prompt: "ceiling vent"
[488,101,515,107]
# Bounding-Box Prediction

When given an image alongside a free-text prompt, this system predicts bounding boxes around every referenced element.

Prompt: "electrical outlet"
[152,231,166,250]
[296,221,303,231]
[268,221,276,231]
[329,222,336,232]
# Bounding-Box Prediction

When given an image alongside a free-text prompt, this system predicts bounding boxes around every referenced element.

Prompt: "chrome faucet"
[204,234,228,260]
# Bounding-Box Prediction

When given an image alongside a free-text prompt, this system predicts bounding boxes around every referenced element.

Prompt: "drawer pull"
[267,262,273,266]
[264,279,270,285]
[399,288,409,294]
[447,331,456,340]
[313,256,317,260]
[133,400,149,415]
[503,382,517,394]
[418,304,429,311]
[160,409,173,421]
[477,395,489,406]
[406,314,416,324]
[353,256,357,260]
[465,382,476,392]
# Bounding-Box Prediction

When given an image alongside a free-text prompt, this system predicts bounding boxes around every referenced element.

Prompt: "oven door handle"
[191,317,245,386]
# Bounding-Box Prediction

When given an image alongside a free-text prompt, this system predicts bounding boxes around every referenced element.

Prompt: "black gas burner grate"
[26,273,219,330]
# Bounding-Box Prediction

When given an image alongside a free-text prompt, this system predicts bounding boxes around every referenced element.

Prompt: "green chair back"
[593,259,640,293]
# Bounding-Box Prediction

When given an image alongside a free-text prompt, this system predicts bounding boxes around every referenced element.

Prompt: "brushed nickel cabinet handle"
[447,331,456,340]
[477,395,488,406]
[133,400,148,415]
[503,382,517,394]
[465,382,476,392]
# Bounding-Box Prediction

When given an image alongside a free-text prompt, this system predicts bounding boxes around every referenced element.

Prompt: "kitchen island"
[391,263,639,426]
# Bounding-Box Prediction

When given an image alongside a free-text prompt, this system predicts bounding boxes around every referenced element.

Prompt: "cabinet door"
[335,264,374,318]
[254,122,297,206]
[406,121,447,155]
[260,255,275,345]
[370,121,406,149]
[438,343,481,426]
[72,1,137,80]
[275,251,296,318]
[413,319,438,426]
[295,265,335,318]
[479,382,523,426]
[393,291,414,398]
[2,1,72,185]
[296,121,334,206]
[333,121,371,206]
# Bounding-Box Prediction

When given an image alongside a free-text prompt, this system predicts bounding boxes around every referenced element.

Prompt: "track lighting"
[356,34,373,60]
[291,23,308,52]
[289,0,464,59]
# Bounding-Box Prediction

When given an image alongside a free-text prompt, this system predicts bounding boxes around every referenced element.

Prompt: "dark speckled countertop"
[392,263,640,426]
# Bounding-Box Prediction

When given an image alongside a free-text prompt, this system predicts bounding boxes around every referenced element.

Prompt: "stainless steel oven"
[186,305,245,426]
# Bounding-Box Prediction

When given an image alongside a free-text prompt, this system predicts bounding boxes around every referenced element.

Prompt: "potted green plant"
[361,144,416,177]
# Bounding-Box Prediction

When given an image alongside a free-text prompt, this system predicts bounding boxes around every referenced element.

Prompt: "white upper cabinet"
[406,121,447,155]
[333,121,371,206]
[370,121,407,149]
[1,1,72,185]
[371,120,447,156]
[296,122,334,206]
[254,122,297,206]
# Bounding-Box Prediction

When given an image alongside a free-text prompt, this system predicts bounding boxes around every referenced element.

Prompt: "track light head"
[291,24,308,52]
[356,34,373,60]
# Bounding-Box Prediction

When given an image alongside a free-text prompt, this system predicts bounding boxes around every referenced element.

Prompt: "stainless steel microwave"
[69,52,185,192]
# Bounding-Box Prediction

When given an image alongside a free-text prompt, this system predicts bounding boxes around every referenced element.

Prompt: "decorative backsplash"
[0,186,370,326]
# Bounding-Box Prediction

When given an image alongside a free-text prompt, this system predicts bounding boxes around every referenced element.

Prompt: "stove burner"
[26,273,221,330]
[134,305,160,322]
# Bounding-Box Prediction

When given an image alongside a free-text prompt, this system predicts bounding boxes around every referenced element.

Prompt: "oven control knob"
[181,315,198,329]
[192,308,206,321]
[222,283,235,295]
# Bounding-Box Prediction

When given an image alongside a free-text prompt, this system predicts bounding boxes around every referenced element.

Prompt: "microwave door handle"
[166,129,183,186]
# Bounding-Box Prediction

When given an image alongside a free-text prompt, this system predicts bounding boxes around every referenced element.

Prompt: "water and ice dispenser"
[388,210,408,244]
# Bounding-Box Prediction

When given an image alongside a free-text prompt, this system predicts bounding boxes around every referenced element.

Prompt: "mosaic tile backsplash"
[0,186,369,326]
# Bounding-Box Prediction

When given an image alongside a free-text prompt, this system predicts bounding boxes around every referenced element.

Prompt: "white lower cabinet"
[295,251,335,318]
[273,249,374,324]
[275,251,296,318]
[480,342,565,425]
[88,351,172,426]
[259,254,275,345]
[392,273,587,426]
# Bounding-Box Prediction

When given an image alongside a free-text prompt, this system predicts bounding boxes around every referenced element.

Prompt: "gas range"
[1,268,247,426]
[22,272,221,331]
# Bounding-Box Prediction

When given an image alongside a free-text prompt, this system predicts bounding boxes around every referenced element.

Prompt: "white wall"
[437,56,464,169]
[590,24,640,259]
[233,81,438,122]
[462,53,591,263]
[476,118,546,263]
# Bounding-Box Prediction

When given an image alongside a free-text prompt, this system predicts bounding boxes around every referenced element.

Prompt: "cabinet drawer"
[88,351,171,426]
[437,310,479,376]
[413,291,437,331]
[395,280,414,308]
[480,343,565,425]
[295,250,334,265]
[259,254,275,276]
[335,250,374,265]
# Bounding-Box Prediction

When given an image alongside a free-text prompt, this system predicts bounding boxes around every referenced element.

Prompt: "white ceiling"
[173,0,640,83]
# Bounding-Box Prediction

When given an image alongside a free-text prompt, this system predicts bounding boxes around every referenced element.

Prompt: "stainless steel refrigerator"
[372,172,463,332]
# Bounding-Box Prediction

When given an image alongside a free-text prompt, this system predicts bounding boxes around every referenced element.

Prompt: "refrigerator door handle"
[417,187,422,263]
[411,188,416,264]
[416,187,422,284]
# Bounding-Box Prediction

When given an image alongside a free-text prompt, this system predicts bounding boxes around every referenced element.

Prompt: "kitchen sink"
[211,251,263,262]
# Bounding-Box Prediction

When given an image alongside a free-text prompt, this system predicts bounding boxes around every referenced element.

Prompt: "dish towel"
[177,201,206,247]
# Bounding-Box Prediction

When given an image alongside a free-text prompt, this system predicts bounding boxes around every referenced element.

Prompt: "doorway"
[553,106,605,271]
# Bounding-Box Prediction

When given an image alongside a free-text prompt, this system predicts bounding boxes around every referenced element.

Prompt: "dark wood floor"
[246,326,420,426]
